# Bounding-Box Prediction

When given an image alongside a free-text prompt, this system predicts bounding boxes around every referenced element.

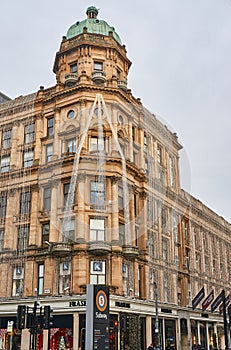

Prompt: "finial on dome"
[86,6,99,19]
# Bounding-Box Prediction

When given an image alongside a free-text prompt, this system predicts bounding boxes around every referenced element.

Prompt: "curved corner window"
[67,110,75,119]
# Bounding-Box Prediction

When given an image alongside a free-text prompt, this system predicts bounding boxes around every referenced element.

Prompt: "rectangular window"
[90,260,106,285]
[173,211,178,242]
[23,149,34,167]
[70,63,77,73]
[63,183,70,206]
[38,264,44,295]
[63,218,75,242]
[90,136,104,151]
[183,219,189,242]
[46,144,53,162]
[132,126,135,142]
[144,133,148,152]
[0,193,7,218]
[0,229,4,252]
[90,180,105,205]
[47,117,54,137]
[157,144,162,164]
[119,223,125,245]
[12,267,24,297]
[161,207,167,228]
[162,239,168,261]
[20,191,31,215]
[66,138,76,153]
[0,155,10,173]
[94,61,103,71]
[164,275,168,302]
[90,218,105,241]
[24,123,35,144]
[44,187,51,211]
[2,130,11,149]
[17,226,29,253]
[59,262,71,294]
[169,155,175,187]
[42,222,50,245]
[118,186,124,210]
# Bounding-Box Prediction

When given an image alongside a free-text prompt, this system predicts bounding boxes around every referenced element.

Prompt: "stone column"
[79,99,88,152]
[21,329,30,350]
[29,185,39,246]
[49,180,59,242]
[110,106,119,157]
[53,107,61,159]
[139,191,148,250]
[73,312,80,350]
[111,176,119,244]
[5,188,18,250]
[146,315,152,346]
[76,174,86,242]
[140,128,145,169]
[206,322,209,350]
[128,119,133,162]
[11,121,23,168]
[34,115,43,163]
[128,185,136,246]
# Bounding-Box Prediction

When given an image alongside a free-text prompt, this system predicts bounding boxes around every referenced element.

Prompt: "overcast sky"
[1,0,230,222]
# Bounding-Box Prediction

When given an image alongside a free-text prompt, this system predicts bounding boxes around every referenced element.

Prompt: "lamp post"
[154,282,160,349]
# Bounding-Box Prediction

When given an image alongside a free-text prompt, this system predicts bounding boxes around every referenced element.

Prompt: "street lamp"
[154,282,160,349]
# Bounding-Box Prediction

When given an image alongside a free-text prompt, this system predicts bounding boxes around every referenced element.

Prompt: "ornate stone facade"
[0,6,230,350]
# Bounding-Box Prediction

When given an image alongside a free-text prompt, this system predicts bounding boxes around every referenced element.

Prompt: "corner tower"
[53,6,131,91]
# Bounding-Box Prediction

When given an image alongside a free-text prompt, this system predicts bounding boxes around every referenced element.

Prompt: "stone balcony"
[51,242,72,256]
[65,73,78,86]
[92,71,106,84]
[118,79,127,91]
[122,245,139,258]
[88,241,111,255]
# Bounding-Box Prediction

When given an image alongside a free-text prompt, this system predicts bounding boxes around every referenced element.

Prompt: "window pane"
[46,144,53,162]
[0,156,10,172]
[98,275,106,284]
[70,63,77,73]
[47,118,54,136]
[94,62,103,71]
[90,275,97,284]
[25,123,35,143]
[39,264,44,277]
[23,150,34,167]
[2,130,11,149]
[44,187,51,211]
[90,219,104,230]
[42,223,50,244]
[98,230,104,241]
[20,191,31,214]
[67,139,76,153]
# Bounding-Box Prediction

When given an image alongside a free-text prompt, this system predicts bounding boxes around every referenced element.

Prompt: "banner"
[192,287,205,309]
[211,290,224,313]
[202,290,214,311]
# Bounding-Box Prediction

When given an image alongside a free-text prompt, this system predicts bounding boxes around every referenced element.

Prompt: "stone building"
[0,6,230,350]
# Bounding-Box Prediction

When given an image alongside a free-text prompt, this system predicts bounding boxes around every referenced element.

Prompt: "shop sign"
[7,321,13,334]
[69,300,86,307]
[86,285,110,350]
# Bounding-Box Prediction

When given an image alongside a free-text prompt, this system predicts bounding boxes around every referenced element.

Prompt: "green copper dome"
[66,6,122,45]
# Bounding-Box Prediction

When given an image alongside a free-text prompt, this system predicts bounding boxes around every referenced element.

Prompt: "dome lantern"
[86,6,99,19]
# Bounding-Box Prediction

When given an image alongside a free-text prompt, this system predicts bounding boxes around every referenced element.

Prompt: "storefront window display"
[165,320,176,350]
[49,315,73,350]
